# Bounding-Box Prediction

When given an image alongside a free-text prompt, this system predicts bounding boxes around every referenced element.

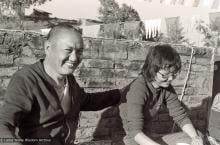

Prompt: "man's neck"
[43,59,66,86]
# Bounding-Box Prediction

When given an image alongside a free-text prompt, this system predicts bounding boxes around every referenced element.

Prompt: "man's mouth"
[66,62,77,68]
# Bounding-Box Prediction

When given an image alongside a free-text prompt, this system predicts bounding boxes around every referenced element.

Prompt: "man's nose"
[69,50,78,61]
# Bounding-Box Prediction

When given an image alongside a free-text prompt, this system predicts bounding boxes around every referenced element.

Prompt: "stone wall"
[0,30,214,145]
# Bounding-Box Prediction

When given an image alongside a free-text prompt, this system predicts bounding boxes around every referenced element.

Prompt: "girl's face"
[153,66,178,88]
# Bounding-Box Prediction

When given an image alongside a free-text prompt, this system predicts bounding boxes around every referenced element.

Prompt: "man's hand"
[191,136,203,145]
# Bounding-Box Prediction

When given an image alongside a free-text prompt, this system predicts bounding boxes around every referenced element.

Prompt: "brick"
[76,77,115,88]
[127,42,148,60]
[99,40,128,60]
[114,69,139,78]
[191,64,210,72]
[173,45,193,56]
[83,38,102,59]
[0,67,18,77]
[0,84,5,100]
[0,45,10,54]
[74,68,100,77]
[180,55,196,64]
[29,35,44,50]
[33,49,45,59]
[99,69,115,78]
[175,87,198,96]
[1,78,10,89]
[193,47,213,58]
[0,54,14,66]
[80,59,114,68]
[114,60,144,70]
[0,78,10,100]
[14,56,38,66]
[21,46,33,56]
[195,58,212,65]
[3,33,13,45]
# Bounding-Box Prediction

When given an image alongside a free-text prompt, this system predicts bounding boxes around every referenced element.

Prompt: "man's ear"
[44,40,51,56]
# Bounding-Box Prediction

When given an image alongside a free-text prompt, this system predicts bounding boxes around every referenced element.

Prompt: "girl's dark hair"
[141,44,181,82]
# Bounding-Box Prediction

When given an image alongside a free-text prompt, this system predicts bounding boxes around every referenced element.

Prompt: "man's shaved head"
[46,23,82,42]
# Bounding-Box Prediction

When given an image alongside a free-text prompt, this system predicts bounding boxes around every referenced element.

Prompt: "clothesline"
[143,0,220,9]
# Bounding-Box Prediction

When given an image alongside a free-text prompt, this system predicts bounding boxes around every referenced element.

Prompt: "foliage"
[0,0,51,29]
[195,20,220,47]
[98,0,140,23]
[153,18,188,44]
[0,15,24,29]
[0,0,51,8]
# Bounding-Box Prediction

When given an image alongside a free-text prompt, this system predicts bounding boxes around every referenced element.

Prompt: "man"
[0,24,121,145]
[208,93,220,145]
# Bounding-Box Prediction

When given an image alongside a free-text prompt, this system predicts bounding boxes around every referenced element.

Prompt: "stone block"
[80,59,114,69]
[0,78,10,100]
[180,55,196,64]
[3,33,13,45]
[0,54,14,66]
[99,69,115,78]
[173,45,193,56]
[127,41,148,60]
[21,46,33,56]
[0,67,18,77]
[83,38,102,59]
[193,47,213,58]
[114,60,144,70]
[191,64,210,72]
[33,49,45,59]
[0,45,9,54]
[99,40,128,60]
[14,56,38,66]
[195,58,212,65]
[76,77,115,88]
[74,68,100,77]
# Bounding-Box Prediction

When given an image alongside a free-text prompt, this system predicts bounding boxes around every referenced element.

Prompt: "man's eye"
[65,49,72,52]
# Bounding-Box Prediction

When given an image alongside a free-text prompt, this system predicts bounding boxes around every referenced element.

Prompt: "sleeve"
[0,72,33,139]
[126,80,148,138]
[79,89,121,111]
[77,83,121,111]
[165,86,191,128]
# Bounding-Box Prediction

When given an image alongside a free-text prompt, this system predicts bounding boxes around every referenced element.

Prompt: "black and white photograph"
[0,0,220,145]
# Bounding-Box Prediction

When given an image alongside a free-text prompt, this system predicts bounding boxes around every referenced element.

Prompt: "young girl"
[119,44,203,145]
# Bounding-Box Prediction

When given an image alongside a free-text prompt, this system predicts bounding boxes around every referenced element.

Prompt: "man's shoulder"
[13,61,42,81]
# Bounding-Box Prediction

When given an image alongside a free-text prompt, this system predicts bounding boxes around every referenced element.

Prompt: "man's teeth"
[66,63,74,67]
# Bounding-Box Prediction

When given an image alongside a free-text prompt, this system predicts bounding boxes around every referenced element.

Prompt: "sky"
[25,0,220,20]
